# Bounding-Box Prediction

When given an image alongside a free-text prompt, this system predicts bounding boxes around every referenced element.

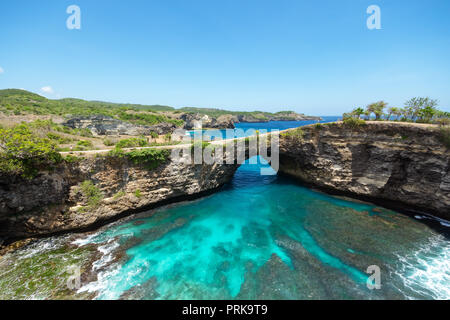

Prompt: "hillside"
[0,89,319,125]
[179,107,321,122]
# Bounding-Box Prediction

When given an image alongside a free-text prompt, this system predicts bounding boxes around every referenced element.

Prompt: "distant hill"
[179,107,320,122]
[0,89,175,116]
[0,89,320,124]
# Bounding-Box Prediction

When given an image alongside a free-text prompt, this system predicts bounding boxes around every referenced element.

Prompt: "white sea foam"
[77,238,121,299]
[394,235,450,300]
[71,232,99,246]
[92,240,120,271]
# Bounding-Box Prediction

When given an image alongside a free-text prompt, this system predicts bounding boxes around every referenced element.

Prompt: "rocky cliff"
[279,122,450,220]
[1,121,448,244]
[63,115,177,136]
[0,151,238,242]
[181,113,235,130]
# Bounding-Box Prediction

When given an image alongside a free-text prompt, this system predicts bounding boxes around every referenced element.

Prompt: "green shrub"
[150,131,159,139]
[107,146,126,158]
[0,124,63,178]
[343,117,366,129]
[79,180,103,209]
[77,140,94,148]
[115,137,148,149]
[125,148,170,170]
[47,132,73,144]
[118,112,183,127]
[281,127,304,139]
[64,155,81,163]
[191,141,211,152]
[134,189,142,198]
[72,128,93,137]
[103,138,116,146]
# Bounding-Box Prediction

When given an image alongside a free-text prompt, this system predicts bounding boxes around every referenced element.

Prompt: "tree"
[404,97,438,121]
[367,101,387,120]
[352,107,365,119]
[419,106,437,122]
[387,107,399,121]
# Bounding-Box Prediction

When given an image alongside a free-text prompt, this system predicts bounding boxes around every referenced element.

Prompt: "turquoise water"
[186,117,338,138]
[75,157,450,300]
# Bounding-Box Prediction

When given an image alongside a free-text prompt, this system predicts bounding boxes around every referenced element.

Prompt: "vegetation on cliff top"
[344,97,449,124]
[107,147,171,170]
[343,97,450,147]
[281,127,305,139]
[0,123,63,178]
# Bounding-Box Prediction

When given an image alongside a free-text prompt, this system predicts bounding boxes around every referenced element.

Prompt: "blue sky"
[0,0,449,115]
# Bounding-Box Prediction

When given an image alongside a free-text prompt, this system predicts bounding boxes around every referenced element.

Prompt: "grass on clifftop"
[108,147,171,170]
[343,117,367,129]
[281,127,305,139]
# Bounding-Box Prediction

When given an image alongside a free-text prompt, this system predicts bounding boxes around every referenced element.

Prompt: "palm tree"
[352,107,365,119]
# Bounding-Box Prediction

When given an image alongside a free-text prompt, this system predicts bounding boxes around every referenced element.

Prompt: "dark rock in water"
[63,115,176,136]
[181,113,235,130]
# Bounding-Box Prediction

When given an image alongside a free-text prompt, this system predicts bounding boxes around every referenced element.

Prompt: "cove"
[0,120,449,300]
[72,158,449,299]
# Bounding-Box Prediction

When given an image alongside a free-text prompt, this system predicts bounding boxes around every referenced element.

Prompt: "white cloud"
[0,67,4,74]
[40,86,54,94]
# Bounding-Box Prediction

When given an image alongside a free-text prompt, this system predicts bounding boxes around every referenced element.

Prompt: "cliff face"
[0,154,238,242]
[181,113,235,130]
[279,122,450,220]
[1,121,448,243]
[63,115,177,136]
